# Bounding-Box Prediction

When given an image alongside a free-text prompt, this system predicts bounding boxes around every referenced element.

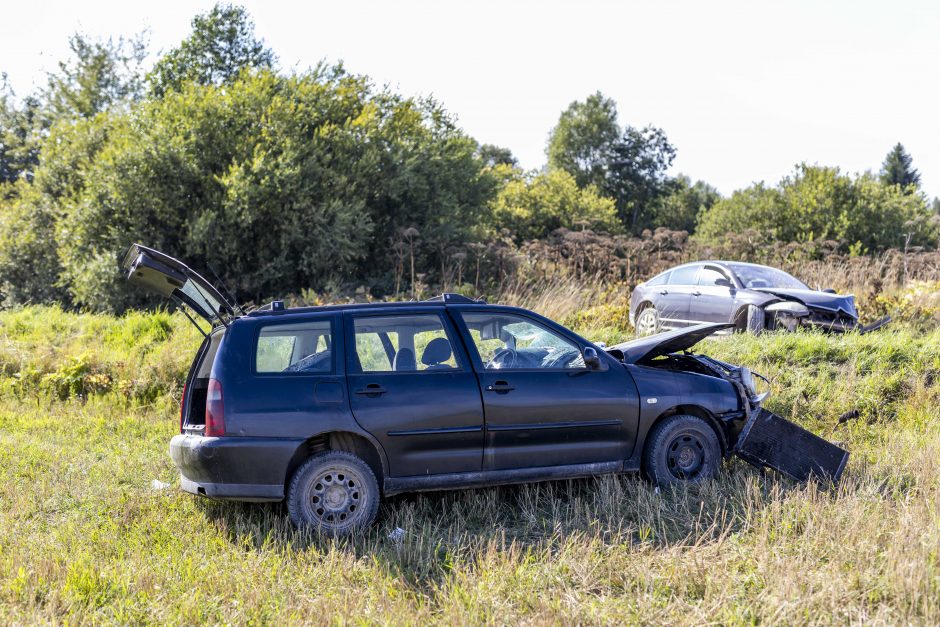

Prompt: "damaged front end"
[757,289,890,334]
[610,323,849,483]
[688,353,849,482]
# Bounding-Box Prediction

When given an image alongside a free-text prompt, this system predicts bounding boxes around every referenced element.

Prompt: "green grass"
[1,305,939,623]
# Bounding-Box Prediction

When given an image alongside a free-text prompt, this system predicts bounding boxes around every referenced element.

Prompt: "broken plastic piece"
[734,409,849,483]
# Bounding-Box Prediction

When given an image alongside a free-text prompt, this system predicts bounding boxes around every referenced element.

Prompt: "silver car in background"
[629,261,889,336]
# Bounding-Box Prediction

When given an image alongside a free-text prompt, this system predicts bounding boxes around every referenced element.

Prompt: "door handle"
[486,381,515,393]
[692,290,701,296]
[659,289,668,295]
[355,384,387,396]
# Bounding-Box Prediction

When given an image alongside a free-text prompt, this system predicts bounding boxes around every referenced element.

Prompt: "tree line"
[1,4,937,311]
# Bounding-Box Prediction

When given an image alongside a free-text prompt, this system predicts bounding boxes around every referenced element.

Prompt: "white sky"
[2,0,938,198]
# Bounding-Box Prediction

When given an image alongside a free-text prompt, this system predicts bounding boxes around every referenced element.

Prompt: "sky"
[2,0,938,198]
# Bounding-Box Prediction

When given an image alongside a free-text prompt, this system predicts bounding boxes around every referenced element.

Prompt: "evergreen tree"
[880,143,921,189]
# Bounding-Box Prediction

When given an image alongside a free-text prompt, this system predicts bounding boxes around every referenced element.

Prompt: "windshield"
[727,264,808,290]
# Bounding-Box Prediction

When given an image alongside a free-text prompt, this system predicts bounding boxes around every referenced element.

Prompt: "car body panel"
[610,323,735,364]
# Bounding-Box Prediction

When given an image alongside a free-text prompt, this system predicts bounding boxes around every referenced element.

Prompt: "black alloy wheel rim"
[666,431,707,479]
[303,464,366,529]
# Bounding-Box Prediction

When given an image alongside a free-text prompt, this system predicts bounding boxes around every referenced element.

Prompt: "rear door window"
[352,314,461,373]
[256,319,334,374]
[668,265,700,286]
[646,272,670,286]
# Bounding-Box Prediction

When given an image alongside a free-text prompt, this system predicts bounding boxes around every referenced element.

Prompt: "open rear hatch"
[121,243,238,330]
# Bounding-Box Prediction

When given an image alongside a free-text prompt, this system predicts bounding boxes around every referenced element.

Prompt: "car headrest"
[393,347,416,372]
[421,337,452,366]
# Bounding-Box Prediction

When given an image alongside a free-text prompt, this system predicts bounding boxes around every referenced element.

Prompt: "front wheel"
[635,306,660,336]
[287,451,380,536]
[643,414,722,486]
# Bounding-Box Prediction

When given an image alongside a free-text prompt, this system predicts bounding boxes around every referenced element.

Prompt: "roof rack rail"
[425,293,487,305]
[256,300,287,312]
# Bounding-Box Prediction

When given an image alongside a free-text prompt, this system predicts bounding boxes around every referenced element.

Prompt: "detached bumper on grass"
[734,408,849,483]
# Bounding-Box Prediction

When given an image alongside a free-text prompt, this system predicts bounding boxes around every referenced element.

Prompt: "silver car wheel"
[636,307,659,336]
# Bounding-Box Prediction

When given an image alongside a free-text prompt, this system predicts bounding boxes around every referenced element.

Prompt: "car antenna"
[207,262,246,317]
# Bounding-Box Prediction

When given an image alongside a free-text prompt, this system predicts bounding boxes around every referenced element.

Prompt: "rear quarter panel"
[211,316,378,442]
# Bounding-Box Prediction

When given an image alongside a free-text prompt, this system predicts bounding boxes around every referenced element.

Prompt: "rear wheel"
[635,306,660,336]
[643,414,722,486]
[287,451,380,536]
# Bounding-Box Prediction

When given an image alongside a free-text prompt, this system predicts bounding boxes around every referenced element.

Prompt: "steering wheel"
[543,348,580,369]
[488,348,517,369]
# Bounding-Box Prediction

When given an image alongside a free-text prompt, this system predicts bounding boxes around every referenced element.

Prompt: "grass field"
[1,305,939,624]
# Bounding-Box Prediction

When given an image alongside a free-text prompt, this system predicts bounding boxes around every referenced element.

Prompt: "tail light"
[205,378,225,436]
[179,383,186,433]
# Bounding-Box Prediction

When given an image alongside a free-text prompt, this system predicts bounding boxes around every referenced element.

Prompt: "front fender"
[624,364,743,465]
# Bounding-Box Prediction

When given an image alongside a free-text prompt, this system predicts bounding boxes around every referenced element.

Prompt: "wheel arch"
[284,430,387,494]
[643,404,730,465]
[635,300,655,315]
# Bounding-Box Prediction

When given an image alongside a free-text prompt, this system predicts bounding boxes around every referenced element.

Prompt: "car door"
[344,310,484,477]
[690,265,738,323]
[453,308,640,471]
[654,264,700,329]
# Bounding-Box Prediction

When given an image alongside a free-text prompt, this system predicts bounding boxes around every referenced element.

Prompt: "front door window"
[459,313,585,370]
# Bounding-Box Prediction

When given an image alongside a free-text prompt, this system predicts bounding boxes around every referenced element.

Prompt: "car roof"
[663,260,774,272]
[245,293,493,319]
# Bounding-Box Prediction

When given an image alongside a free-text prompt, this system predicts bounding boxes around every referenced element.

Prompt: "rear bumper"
[170,434,304,502]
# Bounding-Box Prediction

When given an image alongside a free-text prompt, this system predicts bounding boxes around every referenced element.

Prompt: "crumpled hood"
[753,287,857,317]
[609,322,734,364]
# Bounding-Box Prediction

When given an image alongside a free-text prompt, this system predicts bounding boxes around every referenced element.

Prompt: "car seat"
[421,338,453,370]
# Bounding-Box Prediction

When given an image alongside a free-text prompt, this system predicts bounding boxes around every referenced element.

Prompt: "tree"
[546,91,619,190]
[147,3,275,97]
[546,91,675,231]
[37,66,494,311]
[477,143,517,168]
[695,164,938,252]
[607,125,676,229]
[0,182,68,304]
[649,175,720,233]
[45,33,147,119]
[880,143,921,189]
[489,168,620,242]
[0,78,46,183]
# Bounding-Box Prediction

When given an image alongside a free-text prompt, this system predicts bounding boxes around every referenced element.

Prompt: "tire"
[643,414,722,486]
[745,305,765,334]
[287,451,380,536]
[635,306,660,336]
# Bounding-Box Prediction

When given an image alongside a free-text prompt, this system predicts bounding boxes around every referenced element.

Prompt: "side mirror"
[582,346,601,370]
[715,278,734,289]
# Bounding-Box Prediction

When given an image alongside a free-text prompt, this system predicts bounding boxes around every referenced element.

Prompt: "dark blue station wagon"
[124,244,777,536]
